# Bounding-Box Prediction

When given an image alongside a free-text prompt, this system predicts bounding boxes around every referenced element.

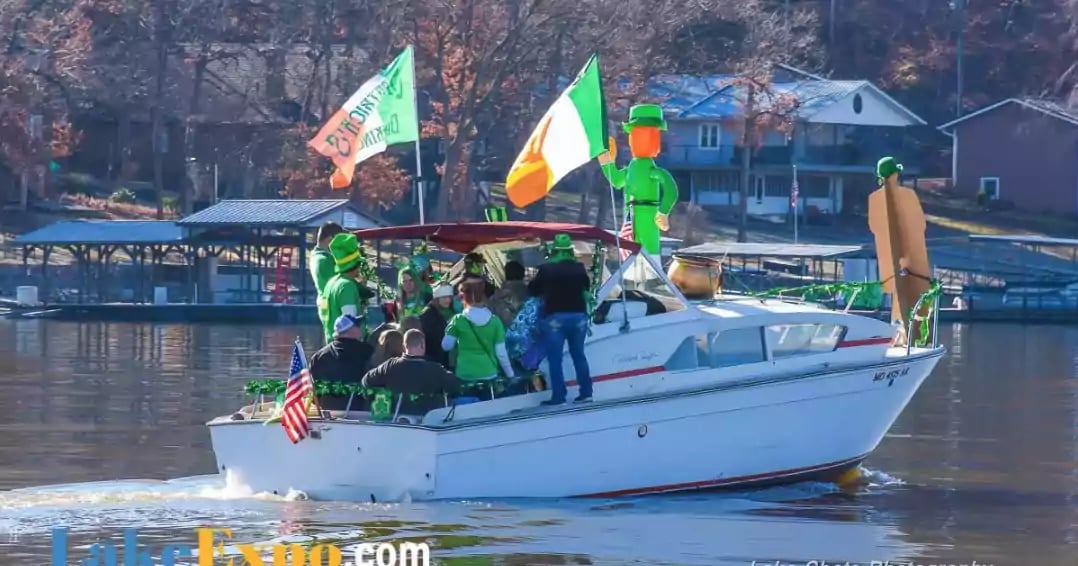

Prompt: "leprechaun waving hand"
[599,104,679,256]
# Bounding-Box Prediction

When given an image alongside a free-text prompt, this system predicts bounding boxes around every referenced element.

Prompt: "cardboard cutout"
[867,156,933,346]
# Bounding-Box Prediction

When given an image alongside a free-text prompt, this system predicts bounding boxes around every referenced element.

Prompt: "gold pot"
[667,253,722,299]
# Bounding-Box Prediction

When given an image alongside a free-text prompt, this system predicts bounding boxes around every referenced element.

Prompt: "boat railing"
[239,375,522,424]
[751,278,944,354]
[905,278,943,355]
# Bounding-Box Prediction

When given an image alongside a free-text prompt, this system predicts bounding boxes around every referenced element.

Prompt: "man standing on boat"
[320,233,375,344]
[309,222,344,296]
[528,233,593,405]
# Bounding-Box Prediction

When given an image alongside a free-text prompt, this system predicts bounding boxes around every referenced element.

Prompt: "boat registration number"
[873,366,909,385]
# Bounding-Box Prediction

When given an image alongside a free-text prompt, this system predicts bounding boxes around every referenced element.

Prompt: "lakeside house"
[937,98,1078,215]
[626,65,928,222]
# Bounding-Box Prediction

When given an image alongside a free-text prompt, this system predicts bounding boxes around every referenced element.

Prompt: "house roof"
[178,199,372,227]
[678,242,866,259]
[608,73,926,126]
[938,98,1078,131]
[968,234,1078,247]
[16,221,185,246]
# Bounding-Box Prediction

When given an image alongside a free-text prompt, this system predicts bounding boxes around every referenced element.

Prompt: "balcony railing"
[656,145,793,168]
[655,143,914,170]
[796,144,911,168]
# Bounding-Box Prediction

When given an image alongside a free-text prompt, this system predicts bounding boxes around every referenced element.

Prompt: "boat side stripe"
[577,453,868,498]
[567,365,665,387]
[837,337,891,348]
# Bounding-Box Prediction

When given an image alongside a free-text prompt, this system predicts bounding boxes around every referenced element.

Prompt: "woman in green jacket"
[441,279,516,384]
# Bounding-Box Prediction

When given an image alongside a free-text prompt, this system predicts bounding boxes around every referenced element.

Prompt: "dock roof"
[968,234,1078,247]
[677,242,866,259]
[15,220,184,246]
[177,199,380,228]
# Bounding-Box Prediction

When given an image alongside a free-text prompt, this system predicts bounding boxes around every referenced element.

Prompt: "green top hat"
[329,233,364,274]
[622,104,667,133]
[464,252,485,275]
[876,156,903,181]
[550,233,576,255]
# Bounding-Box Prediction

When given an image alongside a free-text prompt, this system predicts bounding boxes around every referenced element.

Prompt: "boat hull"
[208,350,942,501]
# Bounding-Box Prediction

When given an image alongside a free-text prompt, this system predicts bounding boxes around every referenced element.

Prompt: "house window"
[979,177,1000,200]
[698,123,721,149]
[764,175,794,197]
[801,176,831,199]
[709,327,767,367]
[765,324,846,359]
[691,172,738,193]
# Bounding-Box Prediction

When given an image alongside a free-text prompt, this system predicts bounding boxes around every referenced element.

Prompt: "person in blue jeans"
[528,233,593,405]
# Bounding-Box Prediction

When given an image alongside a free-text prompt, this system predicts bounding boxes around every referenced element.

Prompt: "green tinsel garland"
[752,280,883,302]
[910,279,942,348]
[753,278,943,348]
[243,376,514,402]
[588,241,605,317]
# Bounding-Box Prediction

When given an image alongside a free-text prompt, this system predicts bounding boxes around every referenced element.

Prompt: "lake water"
[0,320,1075,565]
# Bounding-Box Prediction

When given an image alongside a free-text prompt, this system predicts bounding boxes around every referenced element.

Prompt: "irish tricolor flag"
[506,54,608,208]
[309,46,420,190]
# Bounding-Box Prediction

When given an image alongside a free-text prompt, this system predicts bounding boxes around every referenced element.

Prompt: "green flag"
[310,45,420,189]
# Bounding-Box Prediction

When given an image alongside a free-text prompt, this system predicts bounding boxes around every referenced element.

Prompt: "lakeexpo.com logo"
[50,526,431,566]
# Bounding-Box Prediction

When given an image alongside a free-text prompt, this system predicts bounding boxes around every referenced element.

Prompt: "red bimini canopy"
[351,221,641,254]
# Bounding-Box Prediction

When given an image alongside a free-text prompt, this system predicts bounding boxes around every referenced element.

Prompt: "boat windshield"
[595,252,688,318]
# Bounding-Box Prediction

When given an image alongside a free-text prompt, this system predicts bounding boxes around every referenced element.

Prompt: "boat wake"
[0,467,906,514]
[0,472,273,511]
[860,467,906,488]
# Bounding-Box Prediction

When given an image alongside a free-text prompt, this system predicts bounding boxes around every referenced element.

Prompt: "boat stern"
[207,417,438,502]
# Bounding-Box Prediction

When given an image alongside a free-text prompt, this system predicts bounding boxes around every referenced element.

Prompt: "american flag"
[617,212,634,261]
[790,177,799,207]
[282,339,314,443]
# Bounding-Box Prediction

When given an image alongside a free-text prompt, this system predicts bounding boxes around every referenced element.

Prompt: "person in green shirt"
[310,222,344,296]
[441,278,516,385]
[319,233,375,343]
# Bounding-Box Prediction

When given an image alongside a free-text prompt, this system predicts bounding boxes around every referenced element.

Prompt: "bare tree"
[685,0,820,241]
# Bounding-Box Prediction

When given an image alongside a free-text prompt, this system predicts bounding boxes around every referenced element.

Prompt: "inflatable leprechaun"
[598,104,679,256]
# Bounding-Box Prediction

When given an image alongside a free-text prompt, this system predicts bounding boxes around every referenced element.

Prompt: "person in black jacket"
[309,314,375,410]
[362,329,461,415]
[419,283,458,367]
[528,233,593,406]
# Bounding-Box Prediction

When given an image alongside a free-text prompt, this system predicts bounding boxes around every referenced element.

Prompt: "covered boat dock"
[10,199,382,317]
[675,241,869,292]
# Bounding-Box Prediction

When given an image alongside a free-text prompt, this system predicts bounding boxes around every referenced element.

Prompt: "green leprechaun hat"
[622,104,667,133]
[329,233,365,274]
[876,156,903,185]
[547,233,576,260]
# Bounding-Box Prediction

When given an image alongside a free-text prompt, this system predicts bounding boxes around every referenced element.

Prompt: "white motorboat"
[207,222,943,501]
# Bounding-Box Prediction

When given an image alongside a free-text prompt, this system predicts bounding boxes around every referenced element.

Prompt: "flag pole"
[591,52,630,332]
[792,164,799,245]
[409,45,425,225]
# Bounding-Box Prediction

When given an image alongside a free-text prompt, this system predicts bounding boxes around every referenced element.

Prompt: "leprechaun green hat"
[329,233,365,274]
[876,156,903,183]
[622,103,668,133]
[550,233,576,258]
